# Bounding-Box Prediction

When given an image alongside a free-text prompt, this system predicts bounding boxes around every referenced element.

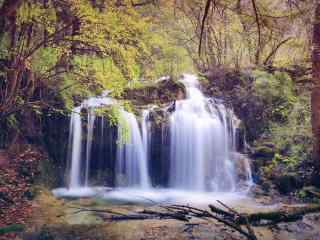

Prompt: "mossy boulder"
[252,145,275,163]
[275,173,303,194]
[122,77,186,105]
[311,174,320,188]
[298,186,320,200]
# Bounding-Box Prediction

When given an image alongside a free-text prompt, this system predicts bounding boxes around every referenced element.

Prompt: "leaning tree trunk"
[312,3,320,173]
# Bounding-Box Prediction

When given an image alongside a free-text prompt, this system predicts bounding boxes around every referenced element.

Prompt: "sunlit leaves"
[6,0,159,111]
[16,1,56,34]
[30,47,60,74]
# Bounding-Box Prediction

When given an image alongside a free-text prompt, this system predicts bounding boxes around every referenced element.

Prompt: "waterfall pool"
[52,187,253,206]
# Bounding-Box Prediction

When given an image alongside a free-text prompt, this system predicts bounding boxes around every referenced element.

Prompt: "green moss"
[253,145,275,159]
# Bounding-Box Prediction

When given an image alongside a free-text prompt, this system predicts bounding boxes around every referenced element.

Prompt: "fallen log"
[235,205,320,226]
[71,207,190,222]
[305,189,320,198]
[70,202,320,240]
[208,203,320,226]
[163,203,257,240]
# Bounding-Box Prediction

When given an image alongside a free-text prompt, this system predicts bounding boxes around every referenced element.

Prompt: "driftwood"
[71,202,320,240]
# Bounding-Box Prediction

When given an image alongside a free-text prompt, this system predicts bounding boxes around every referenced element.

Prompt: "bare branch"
[199,0,213,56]
[251,0,261,65]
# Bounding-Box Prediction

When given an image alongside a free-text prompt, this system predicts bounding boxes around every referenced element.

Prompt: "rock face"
[203,67,266,143]
[122,77,186,105]
[86,118,118,186]
[42,112,70,187]
[275,173,304,194]
[252,143,276,165]
[148,108,171,187]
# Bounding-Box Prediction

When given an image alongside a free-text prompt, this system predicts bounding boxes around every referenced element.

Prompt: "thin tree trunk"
[312,3,320,171]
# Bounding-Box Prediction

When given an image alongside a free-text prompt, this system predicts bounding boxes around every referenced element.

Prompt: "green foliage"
[94,104,130,144]
[94,105,120,127]
[1,0,163,119]
[250,69,311,171]
[252,70,294,103]
[60,2,154,103]
[58,73,91,112]
[5,114,19,130]
[31,47,60,75]
[116,112,130,145]
[0,34,10,59]
[270,93,312,167]
[252,70,296,122]
[71,55,127,97]
[140,3,196,81]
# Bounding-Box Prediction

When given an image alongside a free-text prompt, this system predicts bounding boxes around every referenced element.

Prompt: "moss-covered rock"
[253,145,275,158]
[275,173,303,194]
[122,77,186,106]
[252,145,275,163]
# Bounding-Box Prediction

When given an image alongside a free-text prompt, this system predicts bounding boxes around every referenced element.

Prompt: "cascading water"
[65,94,116,190]
[116,110,151,188]
[54,74,253,203]
[68,107,83,188]
[63,90,151,191]
[169,74,237,192]
[85,109,96,186]
[141,110,150,160]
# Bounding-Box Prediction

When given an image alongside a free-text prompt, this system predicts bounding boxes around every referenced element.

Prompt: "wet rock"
[275,173,303,194]
[252,145,275,159]
[251,144,276,170]
[261,181,272,193]
[299,186,320,199]
[233,153,252,181]
[311,173,320,188]
[41,111,70,187]
[122,77,186,105]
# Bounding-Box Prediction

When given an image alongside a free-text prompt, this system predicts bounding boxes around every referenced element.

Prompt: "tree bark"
[312,3,320,171]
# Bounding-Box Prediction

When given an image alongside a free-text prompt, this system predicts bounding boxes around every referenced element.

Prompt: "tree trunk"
[312,3,320,172]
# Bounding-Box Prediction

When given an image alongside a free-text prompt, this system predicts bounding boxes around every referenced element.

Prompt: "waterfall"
[67,94,115,189]
[55,74,253,202]
[85,109,96,186]
[116,110,151,188]
[141,110,150,163]
[169,74,237,192]
[69,107,83,188]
